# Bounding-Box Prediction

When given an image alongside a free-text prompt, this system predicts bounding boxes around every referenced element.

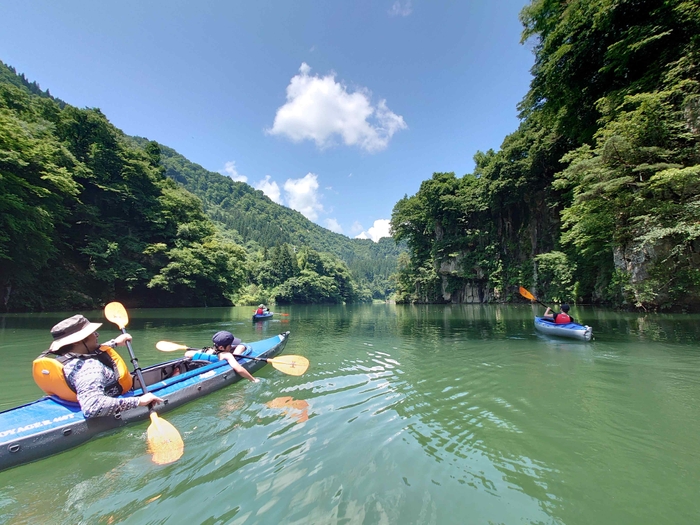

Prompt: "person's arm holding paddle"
[49,315,163,419]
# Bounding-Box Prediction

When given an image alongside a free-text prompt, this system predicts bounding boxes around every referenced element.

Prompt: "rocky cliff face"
[437,253,491,303]
[612,237,696,309]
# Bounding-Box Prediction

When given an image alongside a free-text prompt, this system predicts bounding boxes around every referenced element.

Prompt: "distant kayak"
[252,311,274,321]
[534,317,593,342]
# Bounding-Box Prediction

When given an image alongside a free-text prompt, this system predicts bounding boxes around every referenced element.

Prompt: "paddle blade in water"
[268,355,309,376]
[104,302,129,329]
[156,341,188,352]
[147,412,184,465]
[518,286,535,301]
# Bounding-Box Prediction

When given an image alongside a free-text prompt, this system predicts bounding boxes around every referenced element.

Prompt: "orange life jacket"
[32,346,133,402]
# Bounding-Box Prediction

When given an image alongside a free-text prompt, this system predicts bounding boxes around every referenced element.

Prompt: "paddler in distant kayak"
[255,304,269,315]
[33,314,163,418]
[543,303,575,324]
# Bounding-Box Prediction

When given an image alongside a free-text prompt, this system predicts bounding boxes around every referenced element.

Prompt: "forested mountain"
[392,0,700,310]
[0,60,398,311]
[0,64,249,311]
[127,136,402,299]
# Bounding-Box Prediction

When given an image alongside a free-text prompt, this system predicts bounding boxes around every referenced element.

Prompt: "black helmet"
[561,304,570,312]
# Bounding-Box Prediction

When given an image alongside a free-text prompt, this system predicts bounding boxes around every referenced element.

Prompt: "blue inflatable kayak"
[534,317,592,341]
[252,311,274,321]
[0,331,290,472]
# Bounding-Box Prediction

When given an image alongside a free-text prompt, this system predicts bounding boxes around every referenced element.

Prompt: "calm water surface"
[0,305,699,524]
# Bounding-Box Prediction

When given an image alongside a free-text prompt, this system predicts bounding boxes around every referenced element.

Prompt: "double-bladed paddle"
[155,341,309,377]
[104,302,184,465]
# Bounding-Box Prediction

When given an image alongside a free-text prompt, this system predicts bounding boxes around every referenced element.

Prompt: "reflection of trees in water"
[585,310,700,343]
[393,304,536,341]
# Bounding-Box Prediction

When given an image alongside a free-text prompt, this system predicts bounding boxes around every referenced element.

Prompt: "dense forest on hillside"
[127,137,402,300]
[392,0,700,310]
[0,61,398,311]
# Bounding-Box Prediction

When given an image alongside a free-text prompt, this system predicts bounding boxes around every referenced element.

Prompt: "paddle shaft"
[185,347,273,363]
[118,327,151,396]
[534,298,550,309]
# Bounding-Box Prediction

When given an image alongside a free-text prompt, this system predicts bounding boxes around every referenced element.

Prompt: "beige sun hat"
[49,314,102,352]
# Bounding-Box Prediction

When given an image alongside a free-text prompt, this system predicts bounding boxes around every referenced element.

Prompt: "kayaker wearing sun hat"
[33,314,162,418]
[183,330,259,382]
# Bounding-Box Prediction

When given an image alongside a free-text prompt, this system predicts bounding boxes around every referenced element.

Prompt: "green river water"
[0,304,699,524]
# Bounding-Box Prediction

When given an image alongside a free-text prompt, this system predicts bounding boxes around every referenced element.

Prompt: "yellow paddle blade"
[104,302,129,329]
[156,341,188,352]
[519,286,535,301]
[147,412,184,465]
[268,355,309,376]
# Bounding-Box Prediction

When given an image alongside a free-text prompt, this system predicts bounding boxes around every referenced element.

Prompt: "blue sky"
[0,0,533,241]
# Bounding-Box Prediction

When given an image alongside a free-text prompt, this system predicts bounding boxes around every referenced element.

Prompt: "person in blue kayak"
[184,330,259,382]
[543,304,575,324]
[36,314,163,418]
[256,304,269,315]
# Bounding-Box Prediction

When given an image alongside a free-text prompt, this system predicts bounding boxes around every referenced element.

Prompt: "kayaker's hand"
[138,393,163,406]
[114,333,132,346]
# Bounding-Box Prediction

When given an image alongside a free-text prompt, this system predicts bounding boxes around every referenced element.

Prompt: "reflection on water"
[266,396,310,423]
[1,304,699,524]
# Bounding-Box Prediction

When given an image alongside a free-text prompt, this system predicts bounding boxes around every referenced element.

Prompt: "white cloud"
[355,219,392,242]
[389,1,412,17]
[284,173,324,221]
[324,218,343,233]
[221,161,248,182]
[350,221,364,235]
[268,63,407,153]
[255,175,282,204]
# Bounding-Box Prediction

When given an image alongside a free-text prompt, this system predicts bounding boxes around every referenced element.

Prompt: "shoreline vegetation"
[1,1,699,313]
[390,0,699,312]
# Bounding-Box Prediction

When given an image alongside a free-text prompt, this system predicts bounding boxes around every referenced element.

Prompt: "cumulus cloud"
[268,63,407,153]
[355,219,392,242]
[221,161,248,182]
[255,175,282,204]
[388,1,412,17]
[284,173,324,221]
[324,218,343,233]
[350,221,364,235]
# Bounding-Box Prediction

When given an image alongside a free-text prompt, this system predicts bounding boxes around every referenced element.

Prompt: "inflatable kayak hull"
[534,317,592,341]
[0,331,290,472]
[252,312,273,321]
